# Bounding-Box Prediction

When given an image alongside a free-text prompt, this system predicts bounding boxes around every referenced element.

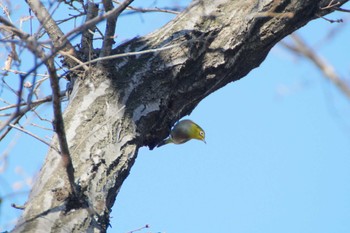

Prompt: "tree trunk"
[12,0,348,232]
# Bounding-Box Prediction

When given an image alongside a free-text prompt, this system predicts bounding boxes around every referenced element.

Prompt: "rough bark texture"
[12,0,348,232]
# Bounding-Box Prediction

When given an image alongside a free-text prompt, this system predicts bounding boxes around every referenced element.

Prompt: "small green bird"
[157,119,206,147]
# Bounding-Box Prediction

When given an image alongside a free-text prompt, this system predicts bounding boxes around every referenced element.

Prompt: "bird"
[157,119,206,147]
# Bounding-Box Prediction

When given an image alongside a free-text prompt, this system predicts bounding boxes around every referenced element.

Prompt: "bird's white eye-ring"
[199,131,204,136]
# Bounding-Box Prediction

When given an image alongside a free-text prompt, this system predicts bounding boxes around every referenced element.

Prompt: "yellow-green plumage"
[157,119,206,147]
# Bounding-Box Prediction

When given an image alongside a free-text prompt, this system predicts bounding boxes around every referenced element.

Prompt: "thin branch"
[0,37,51,46]
[127,224,150,233]
[0,98,12,106]
[59,50,89,71]
[33,76,50,95]
[0,17,53,135]
[30,123,53,131]
[99,0,117,60]
[11,203,26,210]
[9,123,60,153]
[62,0,134,46]
[334,6,350,12]
[1,68,49,78]
[0,15,77,197]
[0,111,26,141]
[69,38,195,72]
[122,6,180,15]
[1,77,20,97]
[316,13,343,23]
[0,91,65,112]
[46,57,77,197]
[25,0,78,67]
[31,109,53,123]
[0,1,13,23]
[56,12,85,26]
[282,34,350,100]
[114,1,180,15]
[320,0,341,10]
[0,17,44,59]
[9,0,134,83]
[0,113,12,117]
[81,2,99,58]
[15,75,25,122]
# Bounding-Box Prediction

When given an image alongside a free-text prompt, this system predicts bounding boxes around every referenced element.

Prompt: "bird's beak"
[203,139,206,144]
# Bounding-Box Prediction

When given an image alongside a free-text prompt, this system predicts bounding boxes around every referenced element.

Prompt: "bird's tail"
[156,138,172,147]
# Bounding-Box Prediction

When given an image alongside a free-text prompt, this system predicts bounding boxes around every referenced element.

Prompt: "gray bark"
[12,0,348,232]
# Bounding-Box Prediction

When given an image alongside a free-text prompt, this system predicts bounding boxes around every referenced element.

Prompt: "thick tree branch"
[111,0,350,149]
[12,0,349,232]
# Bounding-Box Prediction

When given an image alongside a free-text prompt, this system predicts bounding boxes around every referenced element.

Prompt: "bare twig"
[25,0,78,67]
[334,6,350,12]
[8,0,134,83]
[70,38,196,72]
[62,0,134,46]
[0,17,44,60]
[316,13,343,23]
[30,123,53,131]
[0,18,49,132]
[1,68,49,78]
[114,1,181,15]
[56,12,86,26]
[0,91,65,112]
[0,111,26,141]
[0,1,13,23]
[15,75,25,121]
[282,34,350,100]
[320,0,341,10]
[59,50,89,71]
[9,124,59,153]
[1,78,20,97]
[0,98,12,105]
[11,203,25,210]
[127,224,150,233]
[0,15,77,197]
[31,109,53,123]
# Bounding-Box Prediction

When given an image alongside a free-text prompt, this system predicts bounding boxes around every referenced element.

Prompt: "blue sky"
[1,1,350,232]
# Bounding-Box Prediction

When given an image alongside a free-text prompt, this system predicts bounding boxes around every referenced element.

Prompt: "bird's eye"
[199,131,204,136]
